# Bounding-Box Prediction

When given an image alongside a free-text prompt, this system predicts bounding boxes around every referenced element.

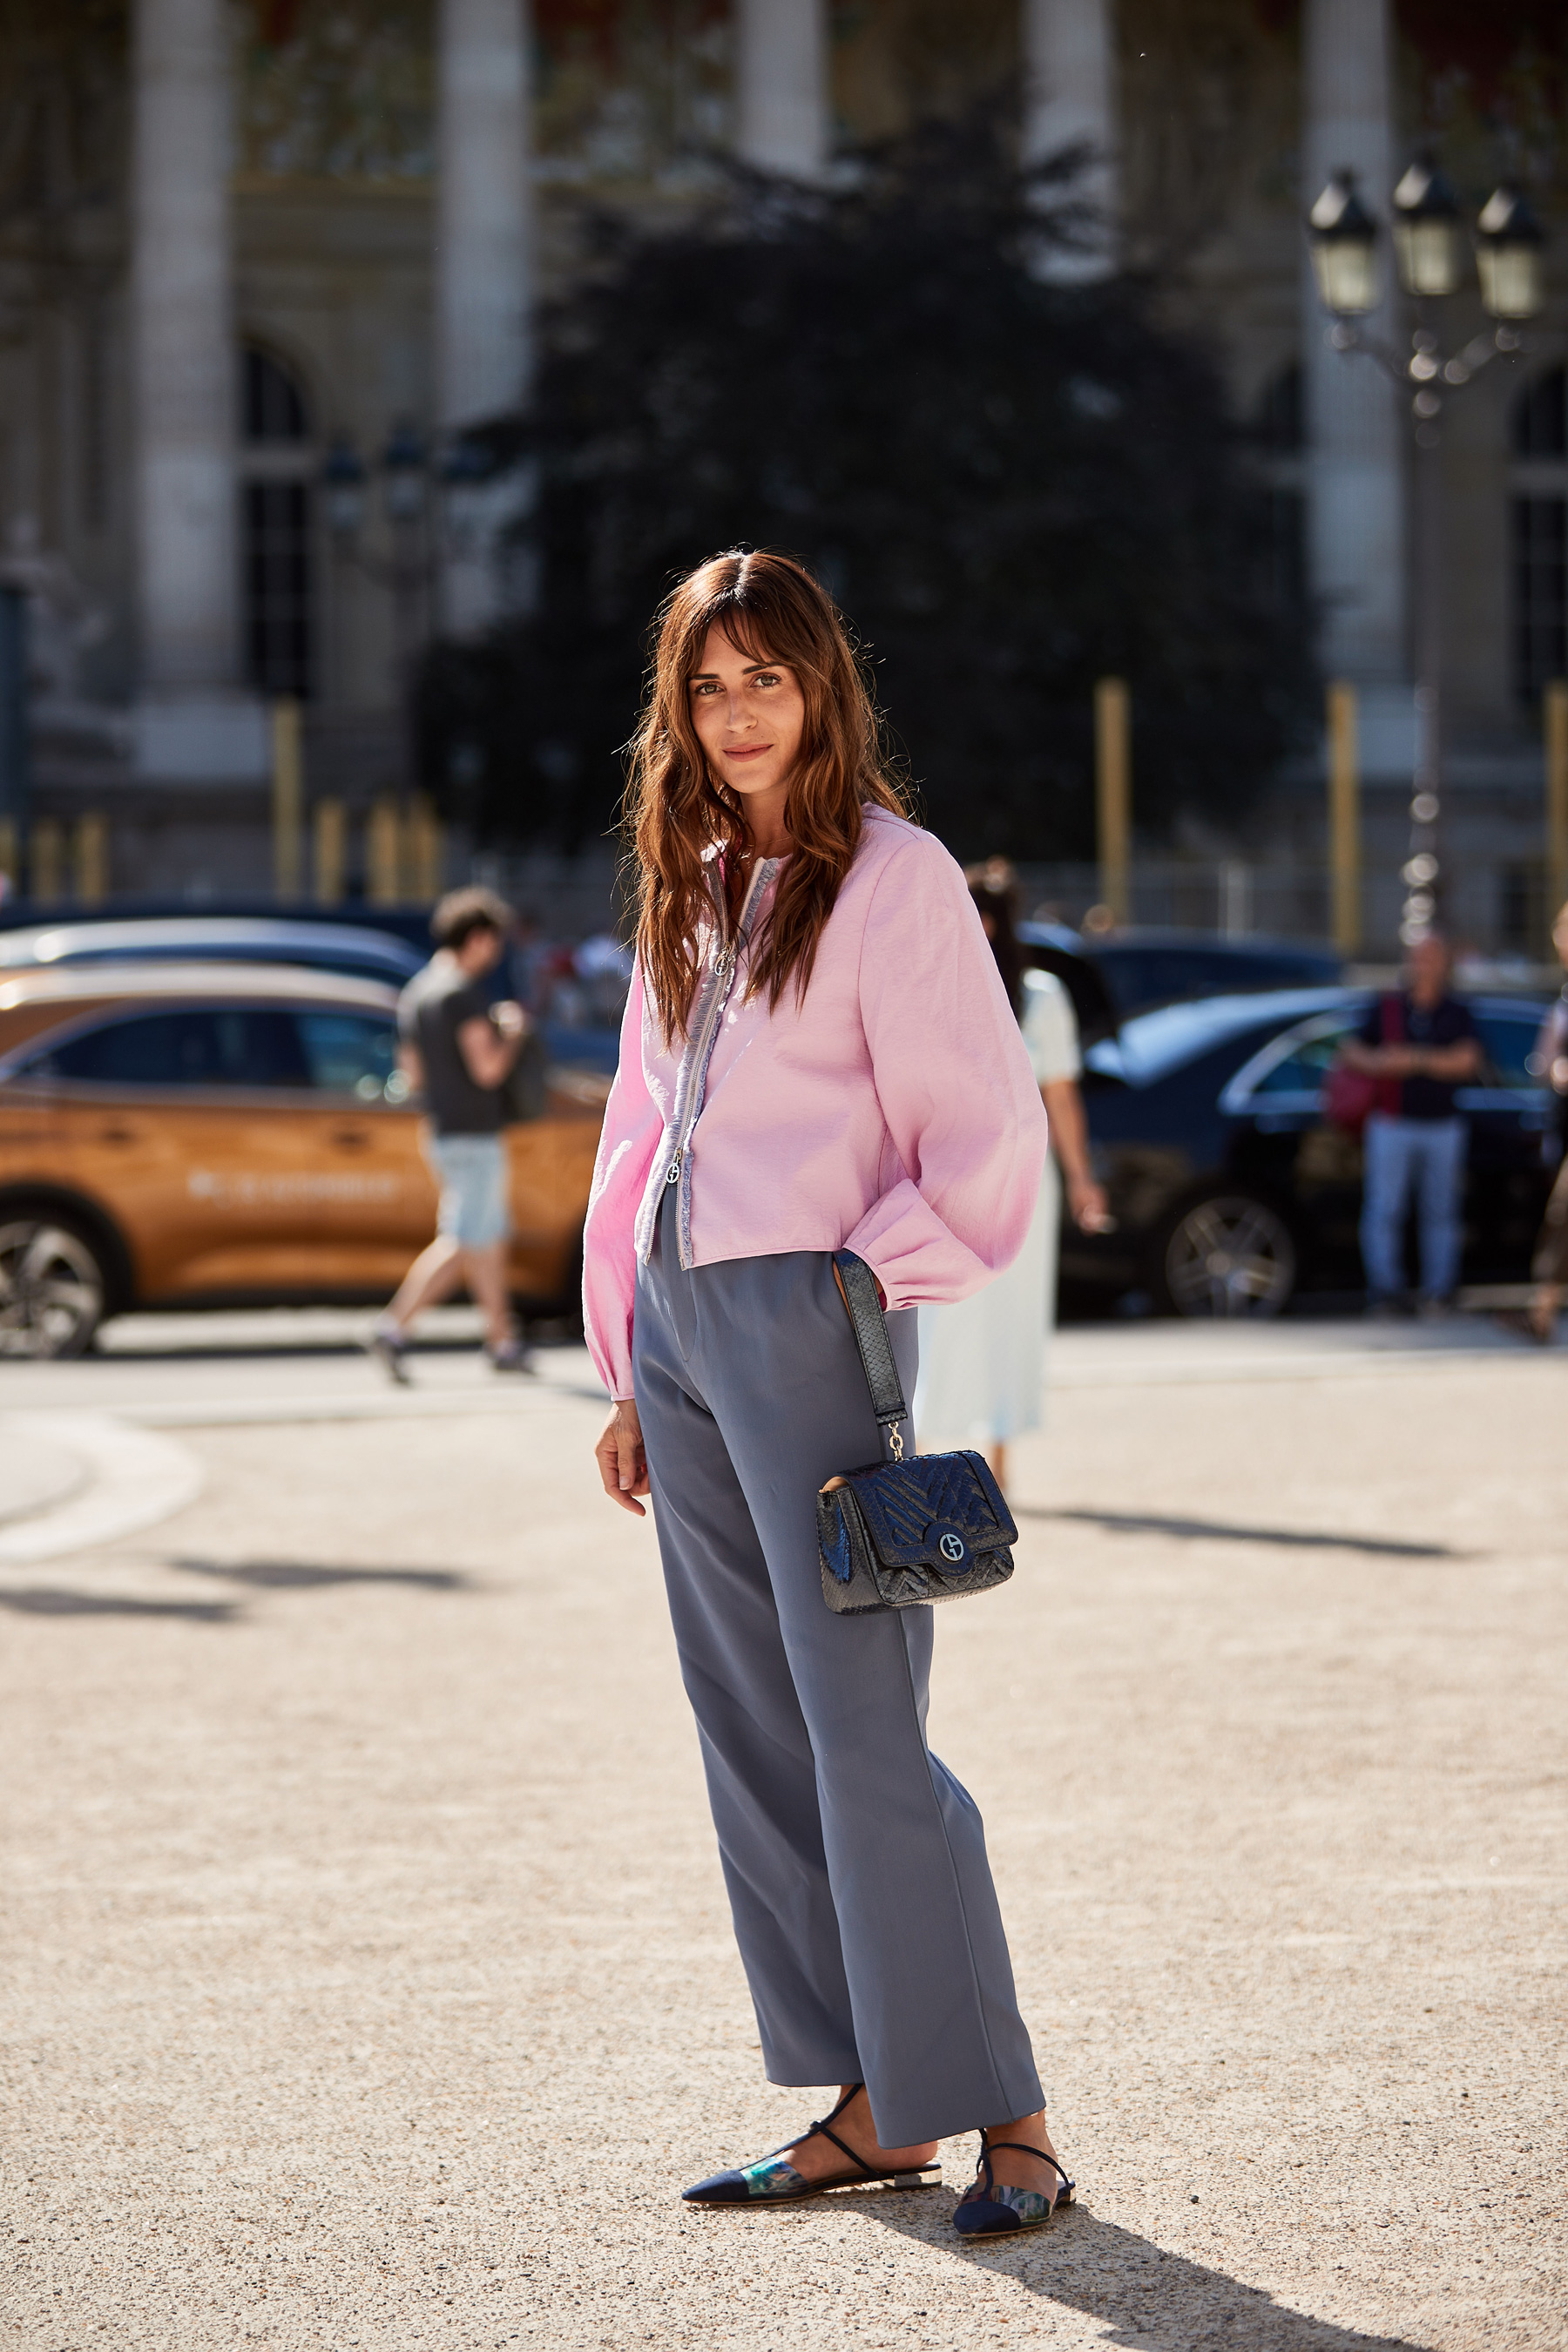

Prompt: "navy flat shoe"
[952,2138,1074,2239]
[682,2084,943,2206]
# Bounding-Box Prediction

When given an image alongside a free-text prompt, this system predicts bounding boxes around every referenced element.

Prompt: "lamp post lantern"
[322,437,367,540]
[1475,185,1546,324]
[1308,164,1545,945]
[1308,171,1380,317]
[1390,158,1465,301]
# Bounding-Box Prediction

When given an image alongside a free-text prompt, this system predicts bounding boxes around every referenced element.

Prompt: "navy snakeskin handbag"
[816,1253,1018,1615]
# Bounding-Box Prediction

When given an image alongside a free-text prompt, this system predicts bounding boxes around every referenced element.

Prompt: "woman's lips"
[724,744,772,760]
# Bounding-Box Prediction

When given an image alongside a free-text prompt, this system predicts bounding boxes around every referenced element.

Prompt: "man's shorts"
[424,1132,512,1249]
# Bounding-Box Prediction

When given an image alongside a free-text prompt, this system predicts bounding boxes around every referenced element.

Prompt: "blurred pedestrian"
[1500,901,1568,1344]
[585,551,1071,2236]
[368,887,533,1381]
[1337,931,1480,1318]
[916,861,1110,1492]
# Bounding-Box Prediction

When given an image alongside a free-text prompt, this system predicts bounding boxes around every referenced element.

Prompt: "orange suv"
[0,963,609,1356]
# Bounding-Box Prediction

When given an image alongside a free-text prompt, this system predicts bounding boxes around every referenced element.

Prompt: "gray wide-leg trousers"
[632,1203,1044,2147]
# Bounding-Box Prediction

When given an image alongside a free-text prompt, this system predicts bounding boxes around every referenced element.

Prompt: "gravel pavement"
[2,1321,1565,2350]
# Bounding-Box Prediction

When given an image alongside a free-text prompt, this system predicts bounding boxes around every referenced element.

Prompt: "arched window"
[240,343,314,699]
[1510,367,1567,706]
[243,346,309,444]
[1512,364,1567,461]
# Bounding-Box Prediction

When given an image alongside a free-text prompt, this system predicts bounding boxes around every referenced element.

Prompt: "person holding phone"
[369,888,533,1379]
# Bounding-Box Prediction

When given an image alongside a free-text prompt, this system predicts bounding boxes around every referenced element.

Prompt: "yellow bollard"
[271,699,303,901]
[314,798,346,907]
[75,813,109,905]
[1327,680,1361,956]
[1094,677,1131,927]
[405,794,444,902]
[1546,679,1568,934]
[30,816,64,902]
[367,799,402,905]
[0,817,17,899]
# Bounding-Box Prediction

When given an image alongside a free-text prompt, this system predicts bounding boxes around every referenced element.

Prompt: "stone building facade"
[0,0,1564,938]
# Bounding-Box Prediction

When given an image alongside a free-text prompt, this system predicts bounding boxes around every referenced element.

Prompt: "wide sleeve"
[842,837,1049,1309]
[581,961,662,1400]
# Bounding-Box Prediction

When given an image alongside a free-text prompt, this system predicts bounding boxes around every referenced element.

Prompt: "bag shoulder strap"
[832,1252,909,1450]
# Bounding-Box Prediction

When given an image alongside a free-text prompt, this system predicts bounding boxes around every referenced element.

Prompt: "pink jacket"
[582,807,1049,1400]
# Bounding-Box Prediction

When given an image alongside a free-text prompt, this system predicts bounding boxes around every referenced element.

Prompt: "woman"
[916,863,1109,1490]
[584,551,1071,2236]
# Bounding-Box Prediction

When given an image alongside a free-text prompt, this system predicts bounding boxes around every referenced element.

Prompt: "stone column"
[734,0,828,182]
[1302,0,1407,700]
[436,0,536,634]
[1021,0,1118,280]
[130,0,265,779]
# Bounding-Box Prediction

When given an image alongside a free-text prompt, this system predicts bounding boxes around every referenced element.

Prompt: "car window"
[298,1011,406,1102]
[1110,991,1341,1085]
[1251,1018,1357,1093]
[1471,1011,1543,1088]
[31,1008,310,1089]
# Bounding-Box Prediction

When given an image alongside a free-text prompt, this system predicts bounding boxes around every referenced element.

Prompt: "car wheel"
[1158,1193,1297,1320]
[0,1216,108,1359]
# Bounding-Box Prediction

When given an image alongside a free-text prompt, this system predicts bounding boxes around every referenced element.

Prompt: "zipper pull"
[715,943,736,979]
[666,1148,682,1186]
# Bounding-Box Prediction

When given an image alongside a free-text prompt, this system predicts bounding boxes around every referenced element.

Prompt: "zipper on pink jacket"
[639,855,779,1272]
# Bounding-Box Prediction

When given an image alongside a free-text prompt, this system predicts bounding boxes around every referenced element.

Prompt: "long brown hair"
[624,550,909,1040]
[964,859,1025,1019]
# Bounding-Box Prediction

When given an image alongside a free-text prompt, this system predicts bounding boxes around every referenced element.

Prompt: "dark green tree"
[416,115,1316,862]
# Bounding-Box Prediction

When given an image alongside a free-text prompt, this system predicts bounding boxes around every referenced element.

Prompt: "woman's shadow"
[855,2190,1425,2351]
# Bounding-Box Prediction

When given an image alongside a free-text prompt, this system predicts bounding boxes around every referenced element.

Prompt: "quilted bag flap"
[844,1449,1017,1570]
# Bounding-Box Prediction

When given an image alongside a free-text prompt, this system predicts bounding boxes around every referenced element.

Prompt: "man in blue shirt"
[1338,933,1481,1316]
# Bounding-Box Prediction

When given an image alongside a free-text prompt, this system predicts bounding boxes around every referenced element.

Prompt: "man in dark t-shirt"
[366,888,532,1381]
[1337,932,1481,1315]
[1503,898,1568,1343]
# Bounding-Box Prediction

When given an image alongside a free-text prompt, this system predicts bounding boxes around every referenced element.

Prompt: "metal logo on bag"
[938,1532,966,1563]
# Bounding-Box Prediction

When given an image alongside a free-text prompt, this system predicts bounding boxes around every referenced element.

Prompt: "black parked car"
[1062,987,1555,1316]
[1018,922,1343,1043]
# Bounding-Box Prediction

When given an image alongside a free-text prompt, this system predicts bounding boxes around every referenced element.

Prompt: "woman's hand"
[1066,1171,1112,1233]
[596,1399,650,1517]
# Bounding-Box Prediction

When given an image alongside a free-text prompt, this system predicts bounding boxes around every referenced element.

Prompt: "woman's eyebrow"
[689,658,778,681]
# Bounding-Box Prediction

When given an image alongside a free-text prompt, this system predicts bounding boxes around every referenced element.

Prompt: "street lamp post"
[323,422,440,683]
[1308,164,1545,945]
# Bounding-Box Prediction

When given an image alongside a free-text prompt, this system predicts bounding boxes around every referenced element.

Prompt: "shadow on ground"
[172,1558,475,1592]
[1016,1507,1460,1561]
[852,2194,1427,2351]
[0,1587,239,1622]
[0,1561,474,1625]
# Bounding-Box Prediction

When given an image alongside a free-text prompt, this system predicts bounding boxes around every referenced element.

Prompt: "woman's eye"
[753,672,781,688]
[691,680,718,696]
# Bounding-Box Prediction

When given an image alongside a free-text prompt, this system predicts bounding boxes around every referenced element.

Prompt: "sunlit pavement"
[2,1308,1564,2349]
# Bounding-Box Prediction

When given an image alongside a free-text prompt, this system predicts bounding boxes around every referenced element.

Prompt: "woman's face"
[687,625,807,809]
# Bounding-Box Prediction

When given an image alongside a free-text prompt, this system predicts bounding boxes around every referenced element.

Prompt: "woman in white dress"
[915,866,1109,1490]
